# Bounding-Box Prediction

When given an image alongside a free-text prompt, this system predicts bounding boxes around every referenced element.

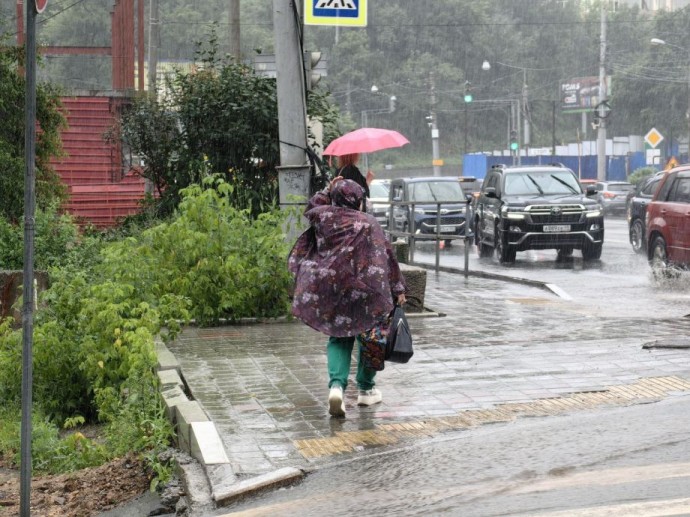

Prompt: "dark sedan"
[627,172,664,254]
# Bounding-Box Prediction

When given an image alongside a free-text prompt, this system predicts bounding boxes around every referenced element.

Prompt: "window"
[642,177,660,196]
[669,177,690,203]
[409,181,463,203]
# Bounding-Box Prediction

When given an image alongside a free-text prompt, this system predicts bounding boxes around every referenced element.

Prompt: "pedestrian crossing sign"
[305,0,368,27]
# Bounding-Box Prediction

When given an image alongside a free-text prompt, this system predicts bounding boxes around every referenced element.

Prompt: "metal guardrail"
[386,197,475,276]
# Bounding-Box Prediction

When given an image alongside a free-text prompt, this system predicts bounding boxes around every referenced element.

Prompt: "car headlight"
[500,206,525,220]
[414,208,426,215]
[585,207,602,218]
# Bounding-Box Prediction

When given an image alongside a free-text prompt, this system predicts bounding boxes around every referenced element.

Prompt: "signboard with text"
[560,76,612,113]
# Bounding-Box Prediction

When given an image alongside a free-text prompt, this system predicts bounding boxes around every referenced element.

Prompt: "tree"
[120,35,342,217]
[0,39,66,223]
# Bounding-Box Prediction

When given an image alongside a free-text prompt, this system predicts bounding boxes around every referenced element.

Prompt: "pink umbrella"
[323,128,410,156]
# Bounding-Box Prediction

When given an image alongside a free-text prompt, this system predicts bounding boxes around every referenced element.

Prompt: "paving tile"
[167,270,690,475]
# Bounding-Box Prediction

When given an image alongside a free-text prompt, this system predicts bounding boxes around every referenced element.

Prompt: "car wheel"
[582,241,603,261]
[630,219,645,254]
[649,235,669,274]
[495,225,516,263]
[475,223,494,258]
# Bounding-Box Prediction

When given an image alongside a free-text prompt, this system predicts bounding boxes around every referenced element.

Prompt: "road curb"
[410,261,571,299]
[155,338,307,513]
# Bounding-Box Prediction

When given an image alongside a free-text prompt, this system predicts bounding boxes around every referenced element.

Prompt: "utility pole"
[147,0,159,93]
[21,2,40,514]
[145,0,159,196]
[522,69,530,150]
[229,0,240,61]
[272,0,310,223]
[597,3,607,181]
[429,71,441,176]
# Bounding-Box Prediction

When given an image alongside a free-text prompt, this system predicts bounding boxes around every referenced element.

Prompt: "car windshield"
[369,182,389,199]
[409,181,463,203]
[503,171,582,196]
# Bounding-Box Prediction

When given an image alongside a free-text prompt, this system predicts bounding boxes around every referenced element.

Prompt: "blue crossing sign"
[305,0,367,27]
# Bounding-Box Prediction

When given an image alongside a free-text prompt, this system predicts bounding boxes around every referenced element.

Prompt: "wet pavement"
[167,268,690,479]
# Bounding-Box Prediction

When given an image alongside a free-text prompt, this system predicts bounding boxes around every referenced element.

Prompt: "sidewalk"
[167,268,690,493]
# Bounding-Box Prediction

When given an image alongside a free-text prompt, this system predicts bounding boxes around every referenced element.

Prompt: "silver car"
[368,179,390,228]
[595,181,635,216]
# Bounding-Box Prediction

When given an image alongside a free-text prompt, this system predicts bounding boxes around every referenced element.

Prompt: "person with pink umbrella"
[335,153,374,212]
[324,127,410,214]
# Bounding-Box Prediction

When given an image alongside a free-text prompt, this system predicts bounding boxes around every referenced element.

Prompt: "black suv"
[626,171,664,254]
[473,164,605,263]
[389,177,469,244]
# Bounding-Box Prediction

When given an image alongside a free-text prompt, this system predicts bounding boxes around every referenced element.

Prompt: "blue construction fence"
[462,152,649,181]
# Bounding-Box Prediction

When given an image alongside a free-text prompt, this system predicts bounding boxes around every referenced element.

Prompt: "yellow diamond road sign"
[305,0,368,27]
[645,128,664,149]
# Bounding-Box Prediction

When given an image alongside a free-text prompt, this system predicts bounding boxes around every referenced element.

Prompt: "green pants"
[327,336,376,391]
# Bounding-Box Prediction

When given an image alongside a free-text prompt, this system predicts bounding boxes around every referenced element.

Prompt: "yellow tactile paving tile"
[293,376,690,459]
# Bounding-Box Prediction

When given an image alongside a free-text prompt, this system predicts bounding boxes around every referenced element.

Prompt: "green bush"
[0,176,293,480]
[0,203,99,271]
[628,166,658,186]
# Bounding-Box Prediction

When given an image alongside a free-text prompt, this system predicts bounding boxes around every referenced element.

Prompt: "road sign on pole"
[644,128,664,149]
[305,0,367,27]
[35,0,48,13]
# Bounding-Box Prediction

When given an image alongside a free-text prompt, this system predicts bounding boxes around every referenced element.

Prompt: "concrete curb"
[155,338,305,512]
[410,262,571,299]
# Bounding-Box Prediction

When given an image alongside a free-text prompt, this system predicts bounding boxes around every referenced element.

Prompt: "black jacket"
[338,164,370,212]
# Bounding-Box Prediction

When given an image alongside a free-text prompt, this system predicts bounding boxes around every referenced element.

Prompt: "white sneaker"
[357,388,382,406]
[328,386,345,417]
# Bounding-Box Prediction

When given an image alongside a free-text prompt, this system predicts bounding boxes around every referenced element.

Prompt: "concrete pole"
[522,69,530,148]
[687,49,690,160]
[229,0,240,61]
[145,0,160,196]
[429,72,441,176]
[147,0,159,93]
[272,0,310,226]
[597,3,607,181]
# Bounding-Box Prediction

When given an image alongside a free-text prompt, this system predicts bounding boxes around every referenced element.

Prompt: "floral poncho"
[288,179,406,337]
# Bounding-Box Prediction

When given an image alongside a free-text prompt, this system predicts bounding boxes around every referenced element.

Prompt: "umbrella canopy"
[323,128,410,156]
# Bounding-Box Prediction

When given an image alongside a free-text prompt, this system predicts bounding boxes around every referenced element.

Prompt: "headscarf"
[288,179,406,337]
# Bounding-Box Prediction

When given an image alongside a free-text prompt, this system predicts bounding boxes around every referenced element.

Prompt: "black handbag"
[385,305,413,363]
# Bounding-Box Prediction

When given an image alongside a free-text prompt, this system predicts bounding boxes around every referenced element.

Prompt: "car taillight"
[603,192,616,199]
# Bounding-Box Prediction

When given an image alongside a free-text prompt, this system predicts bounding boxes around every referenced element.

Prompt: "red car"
[646,165,690,270]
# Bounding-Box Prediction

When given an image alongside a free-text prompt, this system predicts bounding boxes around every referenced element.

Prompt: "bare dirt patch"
[0,454,151,517]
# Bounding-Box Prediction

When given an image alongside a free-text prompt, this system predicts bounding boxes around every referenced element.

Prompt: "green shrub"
[0,175,293,483]
[628,166,658,186]
[0,203,100,271]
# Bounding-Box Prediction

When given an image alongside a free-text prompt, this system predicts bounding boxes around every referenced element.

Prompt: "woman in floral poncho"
[288,179,406,417]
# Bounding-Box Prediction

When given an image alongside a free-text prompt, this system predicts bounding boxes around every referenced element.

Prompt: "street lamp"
[482,60,528,164]
[651,37,690,160]
[360,84,397,169]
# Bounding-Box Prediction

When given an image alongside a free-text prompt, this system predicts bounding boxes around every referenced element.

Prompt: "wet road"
[216,394,690,516]
[412,215,690,319]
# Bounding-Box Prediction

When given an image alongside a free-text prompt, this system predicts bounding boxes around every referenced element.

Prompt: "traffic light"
[464,80,473,103]
[389,95,397,113]
[304,51,323,90]
[510,130,519,151]
[425,113,434,127]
